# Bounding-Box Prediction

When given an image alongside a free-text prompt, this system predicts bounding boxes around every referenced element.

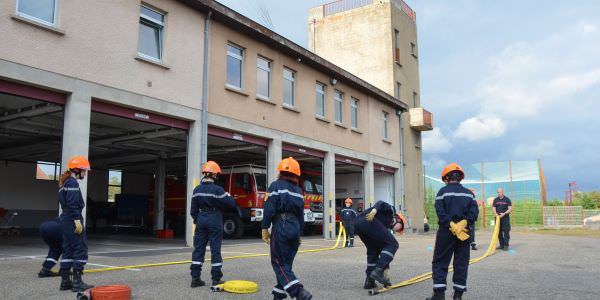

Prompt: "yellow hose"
[211,280,260,294]
[369,216,501,295]
[85,223,346,273]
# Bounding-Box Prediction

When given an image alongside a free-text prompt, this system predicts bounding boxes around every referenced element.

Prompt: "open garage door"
[207,127,268,238]
[87,100,188,238]
[335,155,365,222]
[283,143,325,235]
[374,163,396,209]
[0,79,66,233]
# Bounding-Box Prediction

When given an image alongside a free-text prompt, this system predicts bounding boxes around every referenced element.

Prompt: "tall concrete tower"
[309,0,432,231]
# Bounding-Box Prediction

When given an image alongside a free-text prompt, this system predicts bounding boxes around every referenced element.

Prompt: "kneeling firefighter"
[261,157,312,300]
[426,163,479,300]
[190,161,236,287]
[341,198,357,247]
[38,219,63,277]
[355,200,406,289]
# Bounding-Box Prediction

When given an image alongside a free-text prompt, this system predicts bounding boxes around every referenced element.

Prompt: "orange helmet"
[441,163,464,181]
[67,156,91,170]
[202,161,221,174]
[344,198,353,205]
[393,212,407,234]
[277,157,301,176]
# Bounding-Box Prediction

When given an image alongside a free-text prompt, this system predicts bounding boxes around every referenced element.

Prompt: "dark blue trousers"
[270,219,302,299]
[344,223,355,246]
[355,216,399,276]
[432,228,470,292]
[59,216,88,271]
[191,212,223,281]
[498,217,511,247]
[40,221,62,269]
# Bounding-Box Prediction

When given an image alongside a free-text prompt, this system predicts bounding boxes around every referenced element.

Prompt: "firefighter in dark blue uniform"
[190,161,236,288]
[493,188,513,250]
[261,157,312,300]
[427,163,479,300]
[355,200,407,289]
[38,219,63,277]
[57,156,94,292]
[341,198,357,247]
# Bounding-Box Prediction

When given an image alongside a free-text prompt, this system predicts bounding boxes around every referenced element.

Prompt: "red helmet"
[67,156,91,170]
[202,161,221,174]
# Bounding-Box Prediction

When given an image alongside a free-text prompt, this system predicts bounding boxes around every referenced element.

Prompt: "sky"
[216,0,600,199]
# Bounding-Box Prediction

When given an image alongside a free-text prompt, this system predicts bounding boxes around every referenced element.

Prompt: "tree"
[547,199,564,206]
[573,191,599,209]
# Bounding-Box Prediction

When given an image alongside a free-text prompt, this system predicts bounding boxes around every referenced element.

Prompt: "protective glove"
[449,220,470,241]
[74,220,83,235]
[365,209,377,222]
[261,229,270,244]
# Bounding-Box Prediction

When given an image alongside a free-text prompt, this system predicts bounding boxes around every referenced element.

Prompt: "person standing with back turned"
[261,157,312,300]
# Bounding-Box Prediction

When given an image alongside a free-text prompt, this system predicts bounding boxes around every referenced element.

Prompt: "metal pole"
[200,10,212,165]
[481,161,485,228]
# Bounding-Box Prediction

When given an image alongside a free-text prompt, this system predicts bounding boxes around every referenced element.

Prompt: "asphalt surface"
[1,230,599,299]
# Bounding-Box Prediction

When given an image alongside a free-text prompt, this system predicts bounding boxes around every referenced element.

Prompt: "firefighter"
[261,157,312,300]
[341,198,357,247]
[38,219,62,277]
[355,200,406,289]
[57,156,93,292]
[493,188,513,250]
[426,163,479,300]
[190,161,236,288]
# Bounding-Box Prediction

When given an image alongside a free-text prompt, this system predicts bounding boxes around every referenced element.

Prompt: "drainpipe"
[200,10,212,165]
[397,110,406,213]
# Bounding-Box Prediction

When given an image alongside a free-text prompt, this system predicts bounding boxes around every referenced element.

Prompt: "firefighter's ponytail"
[59,170,72,187]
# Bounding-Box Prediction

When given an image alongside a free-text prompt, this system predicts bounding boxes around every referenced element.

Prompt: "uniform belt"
[199,207,218,212]
[274,212,297,222]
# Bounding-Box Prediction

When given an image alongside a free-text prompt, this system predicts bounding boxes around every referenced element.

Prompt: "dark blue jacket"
[261,179,304,230]
[341,207,357,225]
[190,179,236,222]
[364,201,395,228]
[435,183,479,228]
[58,177,84,220]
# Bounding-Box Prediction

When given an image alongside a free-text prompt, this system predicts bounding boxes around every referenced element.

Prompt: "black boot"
[296,287,312,300]
[191,278,205,288]
[363,276,377,289]
[71,270,94,292]
[38,267,59,278]
[212,279,225,286]
[349,239,354,247]
[369,267,391,287]
[471,243,477,251]
[452,291,463,300]
[59,269,73,291]
[426,290,445,300]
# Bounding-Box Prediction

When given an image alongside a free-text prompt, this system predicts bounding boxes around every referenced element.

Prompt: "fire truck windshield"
[255,173,267,191]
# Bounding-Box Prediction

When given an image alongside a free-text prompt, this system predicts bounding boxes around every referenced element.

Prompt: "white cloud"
[422,127,452,153]
[423,155,447,170]
[511,140,557,159]
[454,114,507,141]
[583,23,597,34]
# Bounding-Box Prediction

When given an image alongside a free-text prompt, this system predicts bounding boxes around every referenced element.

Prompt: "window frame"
[16,0,58,27]
[413,91,418,107]
[315,82,326,118]
[393,28,401,64]
[138,4,165,62]
[107,169,123,203]
[350,97,359,129]
[256,56,272,99]
[395,82,402,99]
[226,42,244,89]
[382,111,389,140]
[283,67,296,107]
[334,90,344,124]
[35,161,61,181]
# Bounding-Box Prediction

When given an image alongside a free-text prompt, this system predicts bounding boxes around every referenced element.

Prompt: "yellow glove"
[365,208,377,222]
[261,229,270,244]
[74,220,83,235]
[449,220,470,241]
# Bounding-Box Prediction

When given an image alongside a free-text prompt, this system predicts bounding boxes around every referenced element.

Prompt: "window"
[256,56,271,98]
[36,161,60,181]
[350,98,359,129]
[395,82,402,99]
[316,82,326,117]
[226,43,244,88]
[138,4,165,62]
[382,111,389,140]
[413,91,418,107]
[283,68,296,107]
[411,42,418,57]
[334,90,343,123]
[17,0,57,26]
[394,29,401,63]
[108,170,122,203]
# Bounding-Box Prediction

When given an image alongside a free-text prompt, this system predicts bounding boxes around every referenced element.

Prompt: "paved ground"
[1,230,599,299]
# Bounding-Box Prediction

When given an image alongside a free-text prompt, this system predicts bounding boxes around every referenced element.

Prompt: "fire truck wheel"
[223,214,244,239]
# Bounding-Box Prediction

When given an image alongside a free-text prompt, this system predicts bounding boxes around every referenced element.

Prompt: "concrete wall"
[0,0,205,110]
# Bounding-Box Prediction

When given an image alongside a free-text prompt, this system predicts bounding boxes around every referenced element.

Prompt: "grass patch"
[519,228,600,238]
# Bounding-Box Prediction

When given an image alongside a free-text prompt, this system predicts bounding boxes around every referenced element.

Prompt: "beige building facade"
[0,0,426,246]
